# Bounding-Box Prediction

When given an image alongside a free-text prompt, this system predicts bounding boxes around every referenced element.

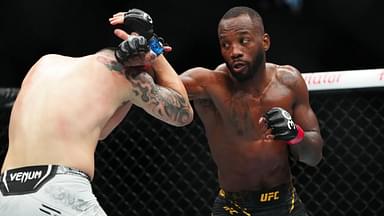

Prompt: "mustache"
[225,50,265,81]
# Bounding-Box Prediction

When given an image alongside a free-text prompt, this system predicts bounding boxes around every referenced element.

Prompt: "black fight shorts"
[211,184,309,216]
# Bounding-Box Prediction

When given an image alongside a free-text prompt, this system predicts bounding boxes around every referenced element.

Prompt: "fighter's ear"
[262,33,270,51]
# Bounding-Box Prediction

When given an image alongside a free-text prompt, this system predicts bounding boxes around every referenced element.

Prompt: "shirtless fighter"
[110,6,323,215]
[0,9,193,216]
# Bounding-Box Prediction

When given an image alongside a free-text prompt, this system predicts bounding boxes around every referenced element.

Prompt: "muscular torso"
[193,64,296,191]
[2,53,133,178]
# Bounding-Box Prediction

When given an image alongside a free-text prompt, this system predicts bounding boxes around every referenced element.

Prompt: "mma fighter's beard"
[227,50,265,82]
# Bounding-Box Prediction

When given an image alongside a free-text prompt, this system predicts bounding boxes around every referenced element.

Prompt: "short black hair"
[220,6,264,32]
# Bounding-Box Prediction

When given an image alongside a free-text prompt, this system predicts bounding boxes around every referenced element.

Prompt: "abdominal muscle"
[209,134,292,192]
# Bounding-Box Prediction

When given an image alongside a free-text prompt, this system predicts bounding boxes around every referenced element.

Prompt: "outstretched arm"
[113,29,193,126]
[109,9,193,125]
[127,68,193,127]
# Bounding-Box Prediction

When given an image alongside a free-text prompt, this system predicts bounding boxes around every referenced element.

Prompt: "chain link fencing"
[0,88,383,215]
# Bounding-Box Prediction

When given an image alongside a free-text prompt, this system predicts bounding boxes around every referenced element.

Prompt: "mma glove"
[123,8,167,56]
[264,107,304,145]
[115,35,149,65]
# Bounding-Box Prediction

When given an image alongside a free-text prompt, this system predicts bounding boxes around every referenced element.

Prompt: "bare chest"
[195,83,293,137]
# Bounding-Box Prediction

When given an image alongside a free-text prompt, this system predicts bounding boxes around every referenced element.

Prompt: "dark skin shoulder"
[180,66,234,128]
[180,66,230,100]
[274,64,302,96]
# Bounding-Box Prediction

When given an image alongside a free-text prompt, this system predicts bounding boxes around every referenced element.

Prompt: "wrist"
[287,124,304,145]
[148,37,164,56]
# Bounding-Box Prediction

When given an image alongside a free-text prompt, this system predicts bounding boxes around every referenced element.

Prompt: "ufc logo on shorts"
[260,191,280,202]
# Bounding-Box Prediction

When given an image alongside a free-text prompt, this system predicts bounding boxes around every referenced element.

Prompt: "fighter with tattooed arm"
[0,9,192,216]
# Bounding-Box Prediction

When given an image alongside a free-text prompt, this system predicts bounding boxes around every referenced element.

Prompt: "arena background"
[1,0,383,215]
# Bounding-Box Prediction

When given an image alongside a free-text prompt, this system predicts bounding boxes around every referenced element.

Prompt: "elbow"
[298,135,324,167]
[99,129,113,141]
[99,133,108,141]
[182,109,194,126]
[171,106,194,127]
[299,142,324,167]
[300,151,323,167]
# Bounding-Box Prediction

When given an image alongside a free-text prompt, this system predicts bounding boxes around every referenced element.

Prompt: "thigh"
[79,204,107,216]
[40,174,107,215]
[211,197,253,216]
[211,197,233,216]
[0,193,42,216]
[0,194,107,216]
[289,199,309,216]
[211,196,309,216]
[0,174,107,216]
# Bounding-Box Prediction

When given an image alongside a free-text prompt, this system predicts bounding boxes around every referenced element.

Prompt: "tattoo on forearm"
[129,73,191,124]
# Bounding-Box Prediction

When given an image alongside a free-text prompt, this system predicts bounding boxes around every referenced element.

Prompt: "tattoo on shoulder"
[279,66,300,87]
[127,72,192,125]
[96,56,124,73]
[281,72,297,84]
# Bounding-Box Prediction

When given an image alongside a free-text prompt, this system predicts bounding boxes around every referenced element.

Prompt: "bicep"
[294,102,321,132]
[292,75,321,132]
[128,72,192,126]
[290,72,324,166]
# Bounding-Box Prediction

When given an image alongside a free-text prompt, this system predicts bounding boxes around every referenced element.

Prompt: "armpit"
[195,99,214,108]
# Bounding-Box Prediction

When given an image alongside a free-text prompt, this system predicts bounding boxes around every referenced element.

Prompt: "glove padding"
[264,107,304,145]
[123,8,154,39]
[123,8,166,56]
[115,35,149,65]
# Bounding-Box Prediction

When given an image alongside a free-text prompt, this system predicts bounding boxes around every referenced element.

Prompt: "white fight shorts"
[0,165,107,216]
